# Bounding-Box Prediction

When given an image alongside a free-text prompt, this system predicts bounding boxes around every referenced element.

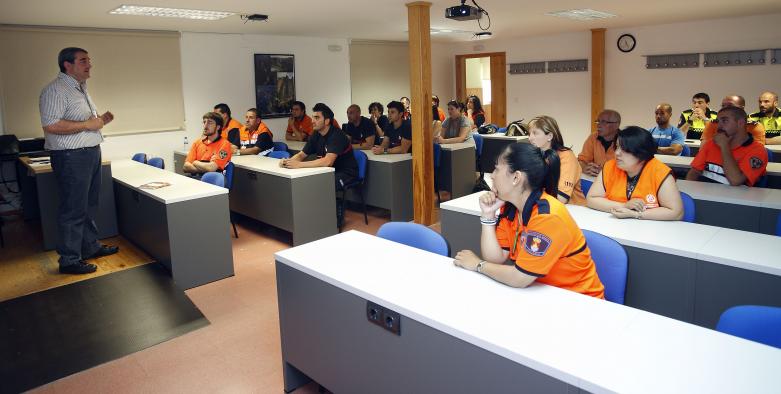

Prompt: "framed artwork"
[254,54,296,118]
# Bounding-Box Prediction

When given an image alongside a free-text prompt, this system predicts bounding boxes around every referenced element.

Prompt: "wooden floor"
[0,215,152,302]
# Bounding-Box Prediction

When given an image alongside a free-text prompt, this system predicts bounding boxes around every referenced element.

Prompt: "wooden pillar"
[591,28,606,134]
[406,1,435,225]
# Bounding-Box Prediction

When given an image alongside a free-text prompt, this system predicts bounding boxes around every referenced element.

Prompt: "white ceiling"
[2,0,780,42]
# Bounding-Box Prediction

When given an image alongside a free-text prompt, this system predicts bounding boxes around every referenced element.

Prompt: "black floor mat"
[0,263,209,393]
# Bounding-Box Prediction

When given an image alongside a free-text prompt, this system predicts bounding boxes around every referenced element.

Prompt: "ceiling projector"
[445,3,482,21]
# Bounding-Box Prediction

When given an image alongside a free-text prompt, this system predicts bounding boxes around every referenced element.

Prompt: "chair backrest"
[433,143,442,168]
[767,148,774,163]
[268,151,291,159]
[680,191,695,223]
[716,305,781,349]
[472,133,484,158]
[681,144,691,157]
[582,230,628,304]
[580,179,594,197]
[376,222,449,257]
[775,212,781,236]
[131,153,147,163]
[223,162,234,190]
[353,149,368,181]
[273,142,289,152]
[756,175,769,188]
[147,157,164,169]
[201,172,225,188]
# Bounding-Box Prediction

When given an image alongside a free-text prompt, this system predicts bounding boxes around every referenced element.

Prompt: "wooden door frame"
[455,52,507,127]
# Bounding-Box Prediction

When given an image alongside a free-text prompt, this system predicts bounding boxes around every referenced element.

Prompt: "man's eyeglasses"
[594,120,618,125]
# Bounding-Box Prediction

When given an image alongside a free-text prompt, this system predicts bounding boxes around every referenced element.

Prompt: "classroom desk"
[346,150,413,221]
[656,153,781,188]
[479,134,528,173]
[439,192,781,328]
[17,156,118,251]
[173,149,186,175]
[229,155,337,246]
[437,142,476,199]
[274,230,781,394]
[112,159,234,289]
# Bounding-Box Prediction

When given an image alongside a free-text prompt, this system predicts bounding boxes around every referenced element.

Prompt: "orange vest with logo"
[602,157,672,209]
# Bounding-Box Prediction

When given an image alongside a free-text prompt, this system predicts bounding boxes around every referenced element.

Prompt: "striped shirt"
[39,72,103,150]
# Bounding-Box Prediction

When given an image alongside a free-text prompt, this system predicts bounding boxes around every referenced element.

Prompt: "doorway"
[455,52,506,127]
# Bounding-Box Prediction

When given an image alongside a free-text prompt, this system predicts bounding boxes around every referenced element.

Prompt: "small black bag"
[472,175,490,193]
[477,124,498,135]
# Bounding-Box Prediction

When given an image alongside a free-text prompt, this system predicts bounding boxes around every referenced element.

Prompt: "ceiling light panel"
[545,9,616,21]
[109,5,235,20]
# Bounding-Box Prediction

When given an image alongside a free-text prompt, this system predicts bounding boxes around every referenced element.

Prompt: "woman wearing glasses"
[453,143,605,298]
[587,126,683,221]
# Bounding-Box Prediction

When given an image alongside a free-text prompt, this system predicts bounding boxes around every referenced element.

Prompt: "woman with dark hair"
[587,126,683,220]
[527,115,586,205]
[435,100,471,144]
[467,95,486,129]
[454,143,605,298]
[432,95,445,121]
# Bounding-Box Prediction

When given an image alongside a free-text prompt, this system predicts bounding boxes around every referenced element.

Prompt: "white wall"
[466,58,482,88]
[451,31,592,149]
[605,13,781,129]
[100,32,352,168]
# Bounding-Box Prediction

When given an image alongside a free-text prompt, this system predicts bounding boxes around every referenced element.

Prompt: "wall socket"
[366,301,401,336]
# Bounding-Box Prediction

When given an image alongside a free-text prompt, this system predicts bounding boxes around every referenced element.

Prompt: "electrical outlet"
[366,301,402,336]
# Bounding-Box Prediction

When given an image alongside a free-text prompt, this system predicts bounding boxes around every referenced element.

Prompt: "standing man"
[343,104,375,149]
[649,103,685,155]
[578,109,620,176]
[686,106,767,187]
[213,103,242,139]
[678,92,718,140]
[39,47,118,274]
[285,100,313,141]
[750,91,781,145]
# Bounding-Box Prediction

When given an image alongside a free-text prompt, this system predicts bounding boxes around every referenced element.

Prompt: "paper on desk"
[139,181,172,190]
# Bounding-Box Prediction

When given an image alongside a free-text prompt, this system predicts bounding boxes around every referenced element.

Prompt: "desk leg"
[291,174,337,246]
[694,200,761,234]
[447,148,476,199]
[173,152,186,175]
[389,160,413,222]
[440,209,482,258]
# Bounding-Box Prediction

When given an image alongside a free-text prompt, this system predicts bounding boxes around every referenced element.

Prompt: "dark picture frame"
[254,54,296,118]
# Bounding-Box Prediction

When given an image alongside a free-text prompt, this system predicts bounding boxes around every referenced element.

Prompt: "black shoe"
[84,245,119,260]
[59,262,97,274]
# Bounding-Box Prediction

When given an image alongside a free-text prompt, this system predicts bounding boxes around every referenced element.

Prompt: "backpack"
[506,119,529,136]
[472,174,491,193]
[477,124,498,135]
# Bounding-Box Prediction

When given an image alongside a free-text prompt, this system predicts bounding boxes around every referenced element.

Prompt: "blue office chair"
[273,142,289,152]
[472,133,484,173]
[497,127,507,135]
[147,157,164,169]
[681,144,691,157]
[580,179,594,197]
[716,305,781,349]
[338,150,369,231]
[200,172,225,188]
[755,148,774,188]
[222,162,238,238]
[767,148,775,163]
[268,151,290,159]
[377,222,449,257]
[775,213,781,236]
[131,153,147,163]
[433,143,442,203]
[680,191,695,223]
[582,230,628,304]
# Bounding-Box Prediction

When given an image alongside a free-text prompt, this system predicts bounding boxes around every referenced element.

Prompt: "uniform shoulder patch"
[750,156,764,169]
[523,231,552,257]
[219,149,228,159]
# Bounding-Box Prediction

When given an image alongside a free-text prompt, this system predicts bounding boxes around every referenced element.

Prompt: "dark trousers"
[50,146,102,266]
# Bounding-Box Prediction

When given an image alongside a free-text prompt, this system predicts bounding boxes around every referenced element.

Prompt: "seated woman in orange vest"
[587,126,683,221]
[526,115,587,206]
[183,112,232,176]
[453,143,605,299]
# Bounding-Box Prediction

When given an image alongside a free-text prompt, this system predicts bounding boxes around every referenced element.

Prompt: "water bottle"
[183,136,189,151]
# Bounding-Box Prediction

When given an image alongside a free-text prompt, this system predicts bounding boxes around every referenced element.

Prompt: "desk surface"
[439,141,475,151]
[111,159,226,204]
[656,154,781,176]
[480,134,529,141]
[275,230,781,394]
[677,179,781,209]
[19,156,110,175]
[440,192,781,276]
[231,155,333,179]
[684,139,781,153]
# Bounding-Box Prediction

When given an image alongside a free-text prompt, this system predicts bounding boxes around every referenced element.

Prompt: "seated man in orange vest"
[183,112,233,176]
[213,103,242,140]
[578,109,620,177]
[687,106,768,187]
[228,108,273,156]
[700,95,766,144]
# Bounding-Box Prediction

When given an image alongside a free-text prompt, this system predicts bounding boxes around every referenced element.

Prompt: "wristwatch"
[476,260,486,273]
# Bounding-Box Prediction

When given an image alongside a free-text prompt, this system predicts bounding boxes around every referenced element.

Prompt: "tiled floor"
[30,205,441,393]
